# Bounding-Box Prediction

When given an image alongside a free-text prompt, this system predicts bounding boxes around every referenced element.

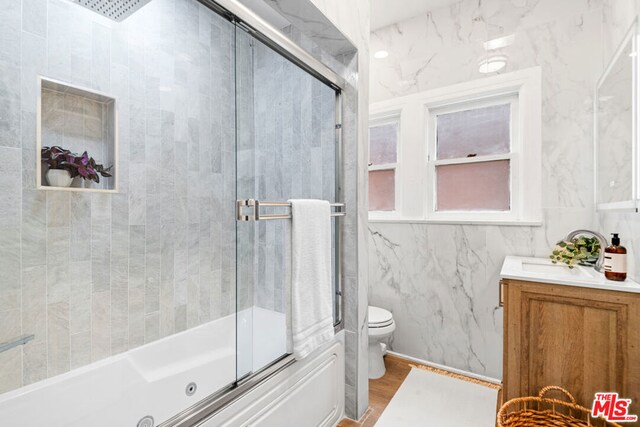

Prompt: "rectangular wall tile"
[70,331,91,369]
[70,193,91,262]
[0,78,21,149]
[111,257,129,354]
[21,190,46,268]
[23,342,47,386]
[111,194,129,260]
[69,261,91,335]
[144,312,160,344]
[47,302,70,377]
[91,224,111,293]
[22,0,47,38]
[0,0,21,67]
[0,148,21,223]
[128,287,145,349]
[22,265,46,344]
[91,291,111,362]
[0,226,21,312]
[21,32,46,113]
[47,226,70,304]
[0,348,22,394]
[46,192,69,227]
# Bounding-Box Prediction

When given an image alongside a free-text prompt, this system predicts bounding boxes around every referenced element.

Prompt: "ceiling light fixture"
[374,50,389,59]
[478,54,508,73]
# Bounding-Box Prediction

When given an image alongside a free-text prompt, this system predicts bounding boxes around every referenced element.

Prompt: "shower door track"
[157,0,347,426]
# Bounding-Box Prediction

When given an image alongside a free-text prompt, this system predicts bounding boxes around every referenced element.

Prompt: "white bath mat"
[375,367,499,427]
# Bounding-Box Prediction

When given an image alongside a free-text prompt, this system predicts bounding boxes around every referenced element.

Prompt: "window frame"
[368,112,402,218]
[426,95,520,222]
[368,67,542,225]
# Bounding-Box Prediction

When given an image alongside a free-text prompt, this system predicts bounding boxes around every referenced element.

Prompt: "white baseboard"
[386,350,502,385]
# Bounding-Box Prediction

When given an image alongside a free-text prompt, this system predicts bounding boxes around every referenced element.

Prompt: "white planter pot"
[47,169,73,187]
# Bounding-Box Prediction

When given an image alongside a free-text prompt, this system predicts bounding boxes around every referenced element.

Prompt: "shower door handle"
[236,199,346,222]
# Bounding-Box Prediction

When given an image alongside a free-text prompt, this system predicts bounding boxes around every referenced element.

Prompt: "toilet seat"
[368,306,394,328]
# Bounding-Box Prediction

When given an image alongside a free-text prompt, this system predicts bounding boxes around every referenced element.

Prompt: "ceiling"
[370,0,461,31]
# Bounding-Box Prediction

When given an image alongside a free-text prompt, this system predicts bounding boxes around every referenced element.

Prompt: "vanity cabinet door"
[503,279,640,424]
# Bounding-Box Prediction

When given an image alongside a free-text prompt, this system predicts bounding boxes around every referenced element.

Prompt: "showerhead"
[71,0,152,22]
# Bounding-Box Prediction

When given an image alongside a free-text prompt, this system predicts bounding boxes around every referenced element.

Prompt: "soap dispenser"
[604,233,627,281]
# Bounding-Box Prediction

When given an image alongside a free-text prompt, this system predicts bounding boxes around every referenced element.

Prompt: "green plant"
[549,236,601,268]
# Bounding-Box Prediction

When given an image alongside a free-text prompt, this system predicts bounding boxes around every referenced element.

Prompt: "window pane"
[437,104,510,160]
[369,122,398,165]
[369,169,395,211]
[436,160,510,211]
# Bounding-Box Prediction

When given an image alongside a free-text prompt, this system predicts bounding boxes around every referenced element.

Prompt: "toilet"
[368,306,395,379]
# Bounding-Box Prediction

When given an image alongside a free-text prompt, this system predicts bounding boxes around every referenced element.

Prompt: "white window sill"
[368,217,544,227]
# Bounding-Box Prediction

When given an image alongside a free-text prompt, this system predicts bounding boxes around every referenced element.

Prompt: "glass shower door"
[234,27,339,380]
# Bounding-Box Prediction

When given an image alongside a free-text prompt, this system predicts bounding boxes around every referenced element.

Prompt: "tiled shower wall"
[0,0,236,393]
[236,31,337,314]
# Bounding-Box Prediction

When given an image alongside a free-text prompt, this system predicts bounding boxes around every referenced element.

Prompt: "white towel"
[289,199,334,360]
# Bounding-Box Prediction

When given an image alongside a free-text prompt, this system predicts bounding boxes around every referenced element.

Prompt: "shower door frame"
[158,0,346,425]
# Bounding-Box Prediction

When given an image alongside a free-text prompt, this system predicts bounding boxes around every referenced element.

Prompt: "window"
[429,99,516,215]
[368,118,399,212]
[368,67,542,224]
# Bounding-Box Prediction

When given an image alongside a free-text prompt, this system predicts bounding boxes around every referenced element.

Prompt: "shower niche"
[37,77,118,192]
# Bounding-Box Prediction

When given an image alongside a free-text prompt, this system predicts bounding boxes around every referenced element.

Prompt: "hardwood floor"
[337,354,502,427]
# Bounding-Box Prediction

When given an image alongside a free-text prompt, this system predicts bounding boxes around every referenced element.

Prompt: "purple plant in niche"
[42,146,113,183]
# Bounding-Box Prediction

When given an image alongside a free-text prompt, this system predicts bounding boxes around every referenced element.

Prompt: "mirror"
[595,20,638,211]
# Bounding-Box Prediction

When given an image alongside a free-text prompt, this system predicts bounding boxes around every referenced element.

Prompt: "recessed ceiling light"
[478,54,508,73]
[374,50,389,59]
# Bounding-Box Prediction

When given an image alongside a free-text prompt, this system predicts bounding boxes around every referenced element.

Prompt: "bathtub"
[0,307,287,427]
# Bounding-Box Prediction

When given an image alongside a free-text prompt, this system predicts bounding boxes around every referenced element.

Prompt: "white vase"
[47,169,73,188]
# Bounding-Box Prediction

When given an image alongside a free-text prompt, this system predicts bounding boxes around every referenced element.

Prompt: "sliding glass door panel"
[235,27,338,380]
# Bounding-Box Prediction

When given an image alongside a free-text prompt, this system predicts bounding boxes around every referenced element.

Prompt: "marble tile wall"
[0,0,236,394]
[368,0,603,380]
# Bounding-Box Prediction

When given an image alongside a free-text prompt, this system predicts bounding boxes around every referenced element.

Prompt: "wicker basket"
[497,386,623,427]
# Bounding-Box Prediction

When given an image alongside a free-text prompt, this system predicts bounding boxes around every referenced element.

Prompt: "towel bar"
[236,199,345,221]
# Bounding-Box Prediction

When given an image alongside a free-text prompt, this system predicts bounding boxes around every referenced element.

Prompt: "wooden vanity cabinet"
[501,279,640,424]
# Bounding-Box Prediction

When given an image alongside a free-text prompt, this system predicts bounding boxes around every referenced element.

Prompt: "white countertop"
[500,256,640,293]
